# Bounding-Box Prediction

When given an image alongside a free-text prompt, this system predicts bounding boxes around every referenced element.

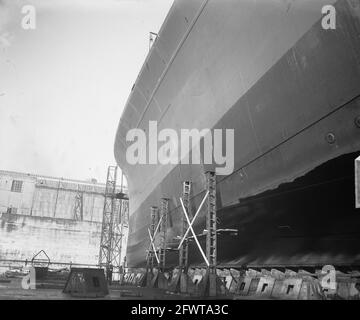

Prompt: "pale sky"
[0,0,173,183]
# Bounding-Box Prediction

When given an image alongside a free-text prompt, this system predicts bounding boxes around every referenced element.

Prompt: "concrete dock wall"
[0,212,102,264]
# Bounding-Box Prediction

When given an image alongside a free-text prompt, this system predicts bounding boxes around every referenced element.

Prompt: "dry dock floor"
[0,279,237,300]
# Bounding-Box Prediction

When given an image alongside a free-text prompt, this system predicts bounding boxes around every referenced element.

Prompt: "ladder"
[159,198,169,271]
[179,181,191,271]
[206,171,217,270]
[99,166,118,274]
[146,206,158,270]
[205,171,218,297]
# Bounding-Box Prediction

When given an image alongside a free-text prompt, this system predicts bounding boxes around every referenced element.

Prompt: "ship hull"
[115,0,360,267]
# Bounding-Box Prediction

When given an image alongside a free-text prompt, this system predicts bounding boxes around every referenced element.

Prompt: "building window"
[11,180,23,193]
[7,207,17,214]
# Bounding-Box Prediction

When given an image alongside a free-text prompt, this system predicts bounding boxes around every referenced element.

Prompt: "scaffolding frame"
[177,171,221,296]
[179,181,191,271]
[205,171,218,296]
[159,198,169,271]
[98,166,128,281]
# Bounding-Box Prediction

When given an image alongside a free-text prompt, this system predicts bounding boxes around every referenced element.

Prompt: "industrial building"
[0,170,128,268]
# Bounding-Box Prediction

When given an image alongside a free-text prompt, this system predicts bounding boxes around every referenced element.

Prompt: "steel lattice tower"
[206,171,217,270]
[159,198,169,271]
[98,166,129,279]
[179,181,191,271]
[99,166,118,271]
[146,206,158,269]
[111,194,129,271]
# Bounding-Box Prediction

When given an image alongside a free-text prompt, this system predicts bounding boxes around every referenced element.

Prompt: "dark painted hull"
[164,151,360,268]
[115,0,360,267]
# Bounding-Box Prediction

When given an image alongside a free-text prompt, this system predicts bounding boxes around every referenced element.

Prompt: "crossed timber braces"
[177,172,221,297]
[178,190,210,267]
[146,208,162,264]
